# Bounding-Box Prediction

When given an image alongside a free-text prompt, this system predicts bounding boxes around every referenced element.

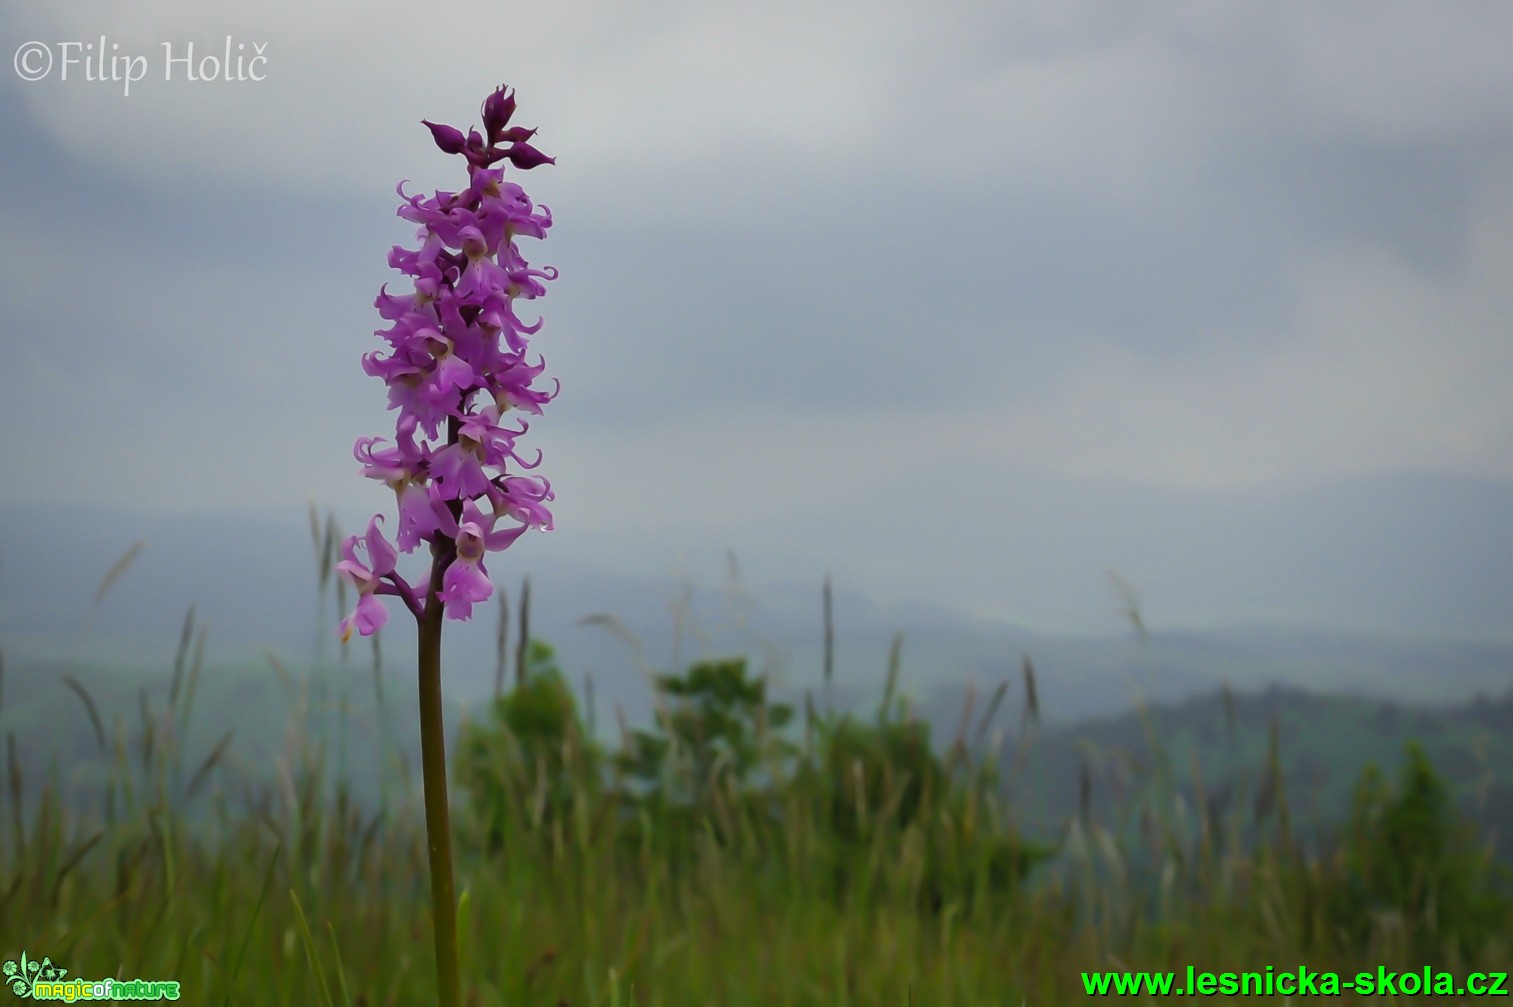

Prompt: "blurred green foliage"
[1321,740,1511,959]
[457,643,1056,919]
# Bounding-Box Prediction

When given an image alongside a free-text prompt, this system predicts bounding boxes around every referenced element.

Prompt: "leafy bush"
[460,645,1055,917]
[1322,740,1511,958]
[454,639,602,858]
[617,657,797,806]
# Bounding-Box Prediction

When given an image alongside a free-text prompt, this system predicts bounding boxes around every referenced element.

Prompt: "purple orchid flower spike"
[338,82,557,642]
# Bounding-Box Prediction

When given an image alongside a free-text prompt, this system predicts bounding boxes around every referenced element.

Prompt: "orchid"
[337,83,557,634]
[336,84,558,1007]
[335,516,398,641]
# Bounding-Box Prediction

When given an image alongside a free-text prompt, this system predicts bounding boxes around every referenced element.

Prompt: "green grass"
[1,537,1510,1005]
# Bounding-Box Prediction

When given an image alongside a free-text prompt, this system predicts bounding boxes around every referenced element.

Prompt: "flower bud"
[421,120,467,155]
[491,141,556,170]
[481,86,518,143]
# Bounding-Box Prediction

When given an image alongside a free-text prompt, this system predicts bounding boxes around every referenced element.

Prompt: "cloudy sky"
[3,2,1512,637]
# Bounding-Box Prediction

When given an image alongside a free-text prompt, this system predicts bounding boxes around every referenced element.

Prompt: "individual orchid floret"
[435,523,492,620]
[430,436,495,501]
[393,480,448,551]
[490,474,555,531]
[454,225,511,301]
[434,498,530,620]
[336,517,401,641]
[488,352,557,416]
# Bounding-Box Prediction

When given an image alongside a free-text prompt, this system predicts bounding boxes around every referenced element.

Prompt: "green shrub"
[1323,740,1511,958]
[454,639,602,858]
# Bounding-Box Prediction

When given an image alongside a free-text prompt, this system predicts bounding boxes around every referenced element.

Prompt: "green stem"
[419,544,460,1007]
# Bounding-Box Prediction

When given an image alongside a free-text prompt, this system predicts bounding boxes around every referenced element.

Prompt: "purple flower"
[338,84,558,638]
[336,517,400,642]
[434,498,531,619]
[491,474,555,531]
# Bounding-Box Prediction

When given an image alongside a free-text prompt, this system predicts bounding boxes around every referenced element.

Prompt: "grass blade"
[49,830,103,908]
[976,679,1010,747]
[822,575,834,712]
[290,888,337,1007]
[185,730,235,801]
[219,844,282,1007]
[1020,654,1040,728]
[879,631,903,724]
[326,920,354,1007]
[94,541,145,606]
[60,675,108,755]
[516,574,531,688]
[169,605,196,708]
[494,588,508,701]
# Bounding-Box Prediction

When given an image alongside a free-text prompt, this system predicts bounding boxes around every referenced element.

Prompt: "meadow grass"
[1,534,1509,1005]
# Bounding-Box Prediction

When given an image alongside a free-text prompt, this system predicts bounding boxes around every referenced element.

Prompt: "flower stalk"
[419,537,457,1007]
[337,84,558,1007]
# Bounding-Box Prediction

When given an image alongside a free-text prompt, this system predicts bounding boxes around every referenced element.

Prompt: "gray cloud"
[3,1,1511,636]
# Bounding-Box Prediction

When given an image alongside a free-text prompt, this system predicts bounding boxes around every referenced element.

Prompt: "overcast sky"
[3,2,1512,636]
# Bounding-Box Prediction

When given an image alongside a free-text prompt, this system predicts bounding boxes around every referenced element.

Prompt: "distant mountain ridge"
[2,467,1511,726]
[953,681,1513,871]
